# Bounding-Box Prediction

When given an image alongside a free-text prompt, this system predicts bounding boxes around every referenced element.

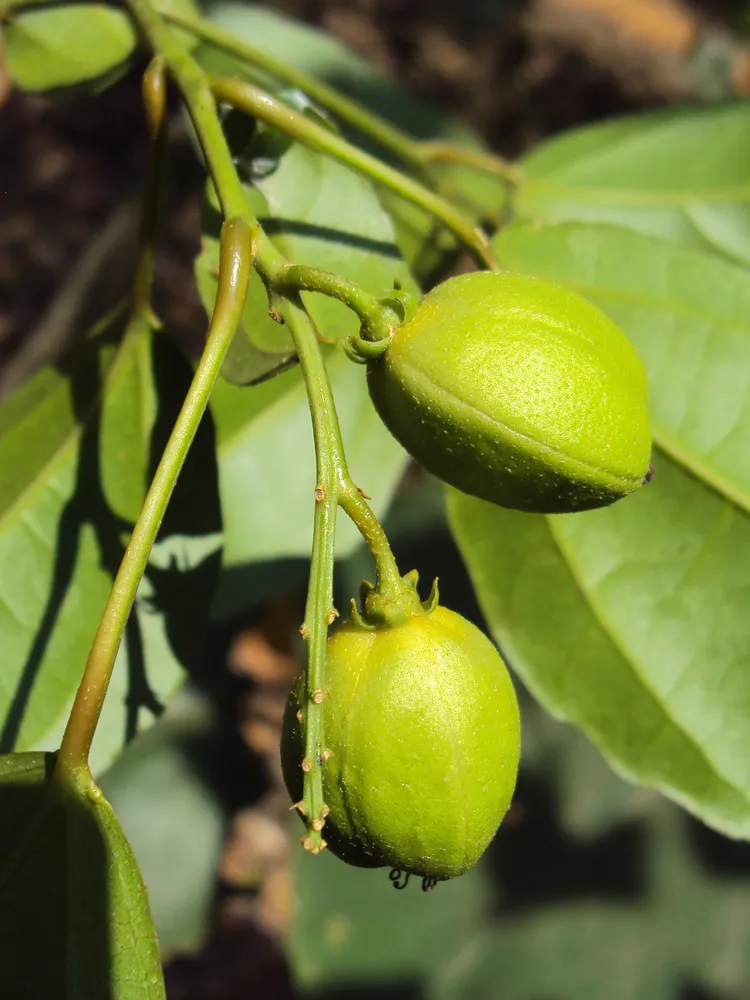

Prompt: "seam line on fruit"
[396,356,638,490]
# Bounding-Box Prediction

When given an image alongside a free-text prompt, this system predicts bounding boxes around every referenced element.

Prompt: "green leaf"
[516,102,750,266]
[0,753,164,998]
[2,5,138,92]
[211,351,406,619]
[196,3,508,275]
[495,220,750,515]
[449,449,750,840]
[0,314,221,771]
[100,685,226,960]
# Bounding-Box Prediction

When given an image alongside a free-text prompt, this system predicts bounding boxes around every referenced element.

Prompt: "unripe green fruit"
[367,271,652,513]
[282,604,520,880]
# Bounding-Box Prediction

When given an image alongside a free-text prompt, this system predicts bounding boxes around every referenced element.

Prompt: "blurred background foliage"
[5,1,750,998]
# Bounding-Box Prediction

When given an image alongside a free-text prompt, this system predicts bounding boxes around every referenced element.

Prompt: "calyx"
[349,569,439,629]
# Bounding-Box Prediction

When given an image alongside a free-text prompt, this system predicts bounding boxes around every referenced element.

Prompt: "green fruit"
[282,600,520,881]
[367,271,652,513]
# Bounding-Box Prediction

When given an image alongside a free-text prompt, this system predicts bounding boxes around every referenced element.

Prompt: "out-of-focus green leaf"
[211,350,407,619]
[100,685,226,960]
[0,752,164,998]
[292,843,492,993]
[196,3,508,276]
[496,220,750,515]
[0,315,221,771]
[1,0,200,93]
[2,5,137,92]
[516,102,750,266]
[433,802,750,1000]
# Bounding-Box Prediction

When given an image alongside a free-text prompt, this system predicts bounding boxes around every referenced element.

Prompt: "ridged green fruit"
[367,271,652,513]
[282,604,520,881]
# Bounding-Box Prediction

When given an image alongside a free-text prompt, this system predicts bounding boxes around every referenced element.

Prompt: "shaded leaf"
[0,752,164,998]
[516,102,750,266]
[0,314,221,771]
[2,5,137,92]
[433,803,750,1000]
[495,220,750,515]
[256,143,419,341]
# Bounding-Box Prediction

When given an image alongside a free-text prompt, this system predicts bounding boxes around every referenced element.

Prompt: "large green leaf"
[196,3,508,275]
[496,220,750,514]
[449,461,750,839]
[211,350,406,619]
[0,315,221,771]
[0,752,164,998]
[516,102,750,266]
[2,5,137,92]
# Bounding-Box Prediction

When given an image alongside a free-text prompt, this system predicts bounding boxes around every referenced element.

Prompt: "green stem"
[56,217,254,774]
[211,76,499,270]
[276,265,396,341]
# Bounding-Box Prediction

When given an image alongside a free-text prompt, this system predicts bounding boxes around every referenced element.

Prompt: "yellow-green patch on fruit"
[282,604,520,880]
[367,271,652,513]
